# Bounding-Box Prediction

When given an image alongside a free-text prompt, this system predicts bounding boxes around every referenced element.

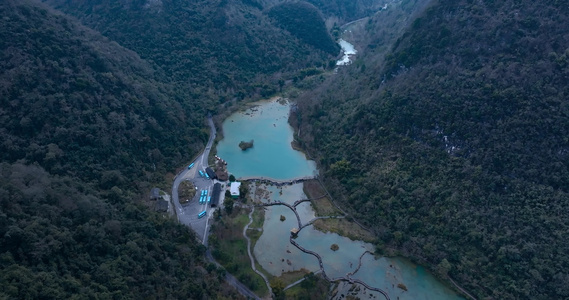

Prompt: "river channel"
[337,38,357,66]
[215,94,464,299]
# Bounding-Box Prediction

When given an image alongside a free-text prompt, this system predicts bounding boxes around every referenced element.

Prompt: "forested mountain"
[1,0,345,296]
[268,1,339,55]
[305,0,383,22]
[0,1,237,298]
[261,0,385,24]
[296,0,569,299]
[1,1,209,184]
[43,0,338,102]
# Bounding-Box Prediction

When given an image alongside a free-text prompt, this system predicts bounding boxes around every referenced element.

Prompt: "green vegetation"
[251,207,266,228]
[0,162,237,299]
[224,198,234,215]
[303,180,341,216]
[296,0,569,299]
[268,1,340,55]
[239,140,254,151]
[0,2,245,298]
[313,218,375,242]
[210,206,269,297]
[45,0,336,103]
[305,0,382,22]
[284,272,330,299]
[270,277,286,300]
[1,1,207,184]
[239,182,250,201]
[178,180,196,204]
[330,244,339,251]
[280,215,286,222]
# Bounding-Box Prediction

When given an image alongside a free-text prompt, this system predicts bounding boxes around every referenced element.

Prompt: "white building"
[230,182,241,198]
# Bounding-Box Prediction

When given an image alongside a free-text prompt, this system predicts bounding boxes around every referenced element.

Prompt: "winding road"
[206,250,261,300]
[171,117,260,300]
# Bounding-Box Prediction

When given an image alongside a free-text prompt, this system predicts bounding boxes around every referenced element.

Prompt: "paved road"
[172,117,260,299]
[172,117,217,243]
[206,250,261,300]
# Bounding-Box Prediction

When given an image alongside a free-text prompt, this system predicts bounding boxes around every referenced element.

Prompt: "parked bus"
[188,163,195,169]
[198,170,204,177]
[198,211,206,218]
[207,196,211,204]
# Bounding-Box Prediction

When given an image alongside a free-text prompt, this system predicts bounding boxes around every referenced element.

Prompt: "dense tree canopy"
[44,0,337,102]
[267,1,340,55]
[0,1,242,298]
[0,162,238,299]
[1,0,209,186]
[296,0,569,299]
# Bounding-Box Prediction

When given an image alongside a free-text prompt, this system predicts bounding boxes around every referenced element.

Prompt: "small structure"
[230,182,241,198]
[290,228,299,237]
[210,183,221,207]
[216,169,228,181]
[154,198,168,212]
[150,187,160,200]
[205,167,217,180]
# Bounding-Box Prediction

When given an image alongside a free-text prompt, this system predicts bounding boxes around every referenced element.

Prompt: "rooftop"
[230,181,241,198]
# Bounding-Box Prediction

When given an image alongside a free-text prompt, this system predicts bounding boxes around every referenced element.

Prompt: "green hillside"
[0,1,236,298]
[45,0,336,101]
[268,1,340,55]
[296,0,569,299]
[1,2,208,184]
[305,0,382,22]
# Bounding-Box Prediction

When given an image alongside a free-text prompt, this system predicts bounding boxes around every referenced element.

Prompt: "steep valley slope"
[0,0,345,298]
[296,0,569,299]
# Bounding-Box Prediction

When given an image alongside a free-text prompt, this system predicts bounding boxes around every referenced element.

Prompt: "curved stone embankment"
[346,250,373,278]
[260,201,302,229]
[259,199,390,300]
[293,195,326,207]
[289,236,390,300]
[239,176,315,186]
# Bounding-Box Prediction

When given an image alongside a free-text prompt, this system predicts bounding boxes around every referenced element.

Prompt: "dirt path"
[243,206,273,297]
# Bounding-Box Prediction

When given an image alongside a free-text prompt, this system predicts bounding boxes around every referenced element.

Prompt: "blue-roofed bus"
[188,163,195,169]
[198,211,206,218]
[207,196,211,204]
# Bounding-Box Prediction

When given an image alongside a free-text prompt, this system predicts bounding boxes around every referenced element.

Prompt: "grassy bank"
[303,180,342,216]
[313,218,376,243]
[209,206,269,297]
[284,272,330,299]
